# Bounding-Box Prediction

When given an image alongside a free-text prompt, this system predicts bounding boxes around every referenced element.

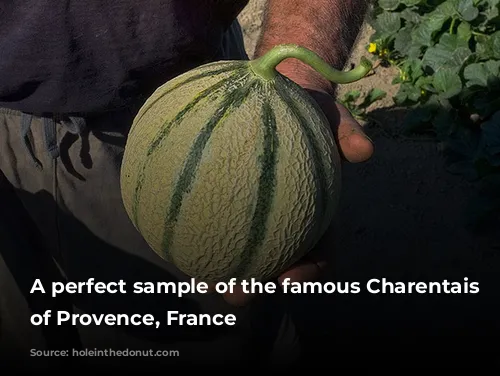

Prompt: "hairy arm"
[254,0,371,94]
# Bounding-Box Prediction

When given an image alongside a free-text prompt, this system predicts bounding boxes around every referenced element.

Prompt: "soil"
[238,1,500,362]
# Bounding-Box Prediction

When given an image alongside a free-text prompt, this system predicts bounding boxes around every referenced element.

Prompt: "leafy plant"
[338,88,387,121]
[368,0,500,228]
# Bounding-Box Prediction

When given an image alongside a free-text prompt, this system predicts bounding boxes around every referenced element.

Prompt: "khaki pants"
[0,22,300,370]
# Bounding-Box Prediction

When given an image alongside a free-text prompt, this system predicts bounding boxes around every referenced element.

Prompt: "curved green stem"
[249,44,373,84]
[449,17,457,34]
[472,31,488,37]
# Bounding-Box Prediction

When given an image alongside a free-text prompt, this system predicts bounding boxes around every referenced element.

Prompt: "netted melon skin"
[120,60,341,283]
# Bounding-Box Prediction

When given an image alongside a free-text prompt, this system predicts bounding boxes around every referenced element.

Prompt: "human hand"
[210,72,374,306]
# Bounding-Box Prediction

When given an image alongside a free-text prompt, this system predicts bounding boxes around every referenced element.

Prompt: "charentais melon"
[120,44,372,283]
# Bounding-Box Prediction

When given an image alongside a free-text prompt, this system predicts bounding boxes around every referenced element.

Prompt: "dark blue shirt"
[0,0,247,115]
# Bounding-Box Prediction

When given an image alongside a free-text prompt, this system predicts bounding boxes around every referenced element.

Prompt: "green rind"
[231,92,279,279]
[132,62,245,127]
[160,78,258,257]
[281,76,340,237]
[273,78,331,255]
[131,69,247,227]
[146,70,247,156]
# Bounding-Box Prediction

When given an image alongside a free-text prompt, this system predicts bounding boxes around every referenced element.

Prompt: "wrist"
[277,60,337,95]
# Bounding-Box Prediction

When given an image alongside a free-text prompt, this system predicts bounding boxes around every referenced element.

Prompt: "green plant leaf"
[464,60,500,87]
[400,8,421,24]
[401,99,440,133]
[407,45,424,59]
[440,33,470,50]
[457,21,472,43]
[493,31,500,59]
[359,88,387,109]
[481,0,500,20]
[393,82,423,105]
[433,68,464,98]
[413,14,449,46]
[415,75,435,91]
[411,1,460,47]
[475,35,494,59]
[476,31,500,60]
[437,0,460,17]
[457,0,479,21]
[421,32,472,71]
[400,58,424,82]
[379,0,401,11]
[394,27,413,55]
[412,26,433,47]
[422,45,471,71]
[342,90,362,103]
[338,88,387,120]
[401,0,422,5]
[374,11,402,38]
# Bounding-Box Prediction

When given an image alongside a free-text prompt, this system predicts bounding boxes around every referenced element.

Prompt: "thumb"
[335,101,374,163]
[306,89,374,163]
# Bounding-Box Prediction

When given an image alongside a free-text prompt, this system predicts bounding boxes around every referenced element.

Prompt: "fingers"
[305,89,374,163]
[223,285,256,307]
[204,282,255,307]
[196,257,328,307]
[277,259,326,285]
[335,102,374,163]
[195,279,255,306]
[221,257,327,306]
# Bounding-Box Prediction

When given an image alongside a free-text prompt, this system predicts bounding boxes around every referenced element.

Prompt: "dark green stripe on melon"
[231,95,279,279]
[131,68,247,227]
[160,78,259,256]
[146,70,247,156]
[274,79,330,253]
[134,62,245,126]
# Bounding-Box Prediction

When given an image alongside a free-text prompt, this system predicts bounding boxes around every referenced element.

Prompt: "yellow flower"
[421,89,426,95]
[368,43,377,53]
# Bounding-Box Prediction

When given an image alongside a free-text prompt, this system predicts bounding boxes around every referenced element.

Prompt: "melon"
[120,44,371,283]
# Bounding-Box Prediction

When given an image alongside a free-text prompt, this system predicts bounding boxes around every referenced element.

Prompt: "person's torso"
[0,0,248,115]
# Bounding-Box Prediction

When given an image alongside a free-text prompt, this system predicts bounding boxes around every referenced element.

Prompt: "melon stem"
[249,44,372,83]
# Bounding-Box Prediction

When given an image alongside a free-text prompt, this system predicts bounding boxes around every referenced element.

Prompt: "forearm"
[254,0,371,93]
